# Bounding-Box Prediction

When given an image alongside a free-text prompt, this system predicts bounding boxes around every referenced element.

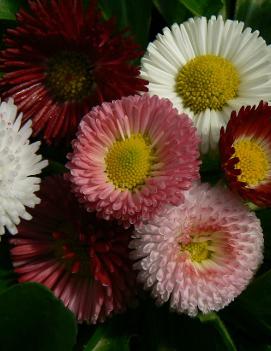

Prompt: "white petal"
[0,99,47,236]
[141,15,271,154]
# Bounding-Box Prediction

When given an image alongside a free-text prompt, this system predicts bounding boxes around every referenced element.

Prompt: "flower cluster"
[0,0,270,326]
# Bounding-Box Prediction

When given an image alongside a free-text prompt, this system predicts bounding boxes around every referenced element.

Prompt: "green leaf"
[226,270,271,337]
[0,0,25,20]
[152,0,192,24]
[84,323,130,351]
[179,0,224,17]
[0,267,15,292]
[256,208,271,261]
[235,0,271,44]
[165,313,237,351]
[220,0,236,18]
[98,0,152,48]
[0,282,77,351]
[0,240,16,294]
[199,312,237,351]
[135,300,237,351]
[153,0,223,24]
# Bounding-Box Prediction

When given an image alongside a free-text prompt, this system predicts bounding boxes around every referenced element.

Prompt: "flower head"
[67,94,200,227]
[220,101,271,207]
[10,176,136,323]
[130,183,263,316]
[0,98,47,236]
[141,16,271,153]
[0,0,147,143]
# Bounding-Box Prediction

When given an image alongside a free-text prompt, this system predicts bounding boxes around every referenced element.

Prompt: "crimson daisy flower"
[10,176,136,323]
[220,101,271,206]
[0,0,147,143]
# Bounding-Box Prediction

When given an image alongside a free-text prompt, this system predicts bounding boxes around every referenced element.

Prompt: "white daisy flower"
[141,16,271,154]
[0,98,48,236]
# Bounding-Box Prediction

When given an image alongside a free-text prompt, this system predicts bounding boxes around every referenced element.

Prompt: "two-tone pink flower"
[67,94,201,227]
[130,183,263,315]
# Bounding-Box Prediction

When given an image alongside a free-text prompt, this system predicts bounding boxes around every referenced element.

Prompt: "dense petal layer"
[67,94,200,227]
[0,98,47,236]
[0,0,147,143]
[130,183,263,315]
[10,176,136,323]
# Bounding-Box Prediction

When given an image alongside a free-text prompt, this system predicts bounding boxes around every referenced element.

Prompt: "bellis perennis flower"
[0,98,47,236]
[67,94,200,228]
[130,183,263,316]
[0,0,147,143]
[10,176,136,323]
[220,101,271,207]
[141,16,271,154]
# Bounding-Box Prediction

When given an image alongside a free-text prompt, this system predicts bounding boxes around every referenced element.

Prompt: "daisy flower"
[130,183,263,316]
[67,94,200,228]
[10,176,136,324]
[141,15,271,153]
[220,101,271,207]
[0,0,147,143]
[0,98,47,236]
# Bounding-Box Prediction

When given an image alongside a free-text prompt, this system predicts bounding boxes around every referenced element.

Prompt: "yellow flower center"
[181,240,211,262]
[175,55,240,113]
[233,139,269,186]
[105,133,153,191]
[46,51,93,101]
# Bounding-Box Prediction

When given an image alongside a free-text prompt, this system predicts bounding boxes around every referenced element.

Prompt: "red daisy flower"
[10,176,136,323]
[0,0,147,143]
[220,101,271,206]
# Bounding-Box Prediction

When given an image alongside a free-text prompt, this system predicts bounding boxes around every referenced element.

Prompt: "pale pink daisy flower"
[130,183,263,316]
[67,94,200,227]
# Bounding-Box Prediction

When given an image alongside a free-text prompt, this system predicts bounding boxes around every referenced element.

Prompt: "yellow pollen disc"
[233,139,269,187]
[46,51,93,101]
[175,55,240,114]
[105,133,153,191]
[181,241,211,262]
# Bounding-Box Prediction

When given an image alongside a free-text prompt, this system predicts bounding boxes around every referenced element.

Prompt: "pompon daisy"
[141,15,271,154]
[67,94,200,228]
[10,176,136,324]
[220,101,271,207]
[130,183,263,316]
[0,0,147,143]
[0,98,47,236]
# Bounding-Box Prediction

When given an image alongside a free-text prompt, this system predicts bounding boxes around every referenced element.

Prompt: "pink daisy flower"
[130,183,263,316]
[10,176,136,324]
[0,0,147,143]
[67,94,200,228]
